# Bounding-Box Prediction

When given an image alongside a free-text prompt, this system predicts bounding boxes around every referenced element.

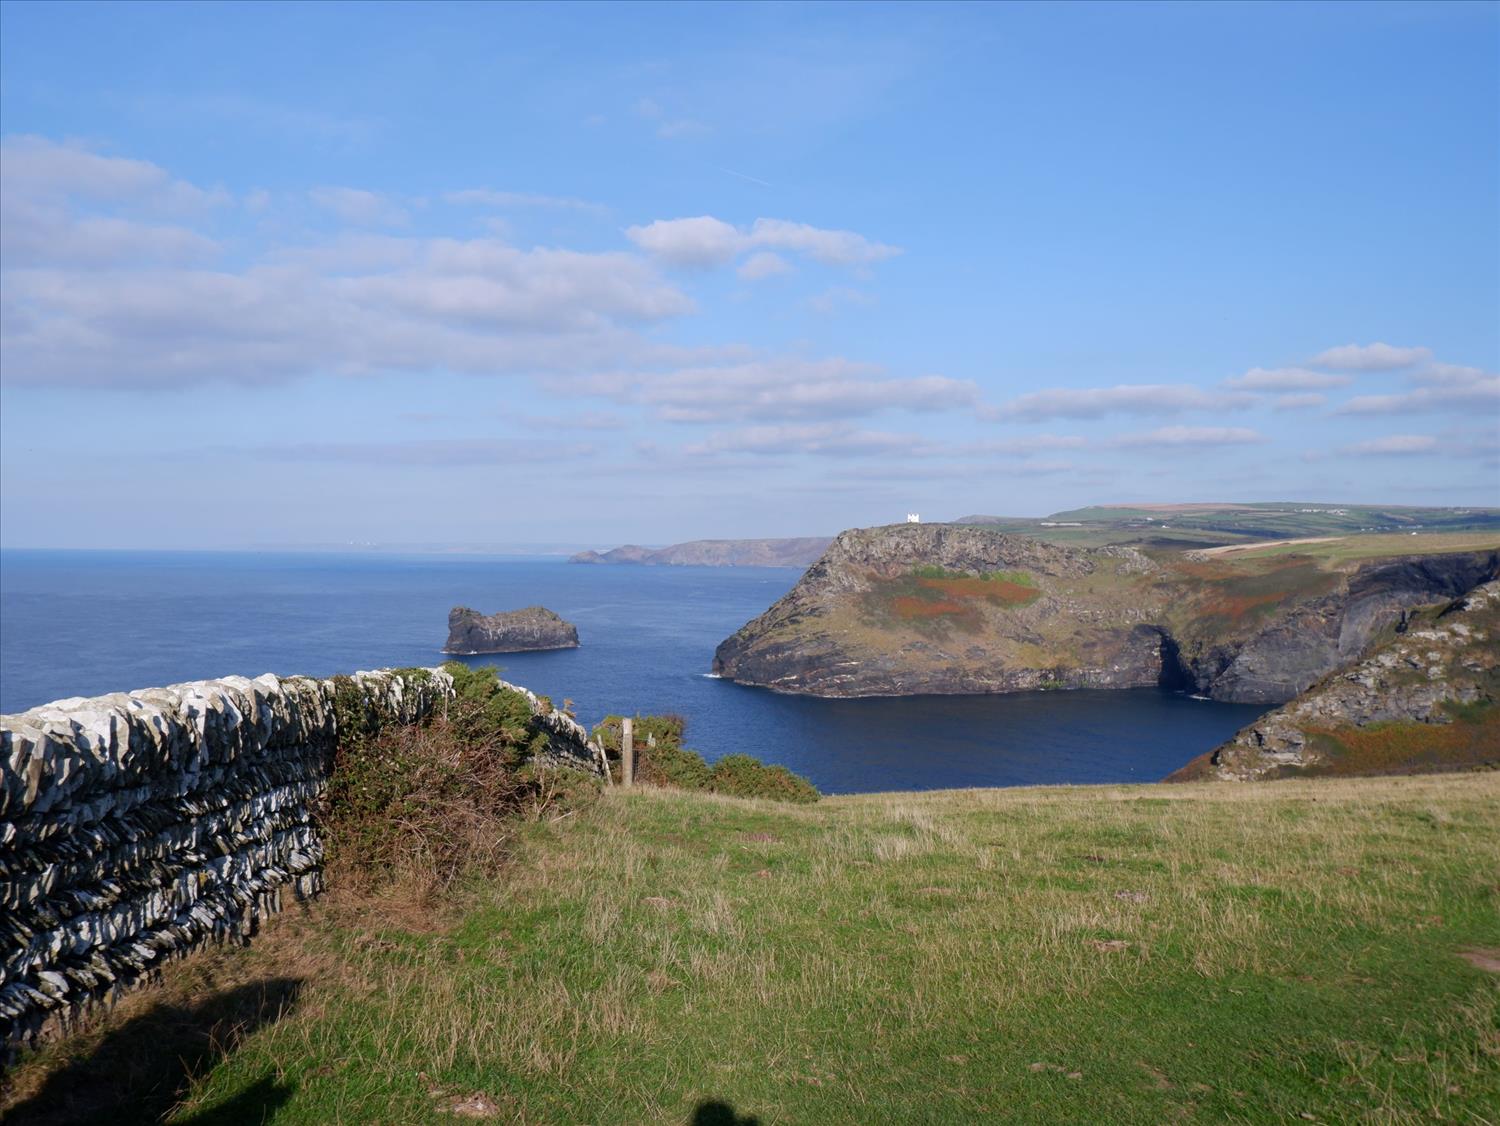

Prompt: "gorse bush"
[592,713,819,802]
[639,742,715,791]
[442,661,551,767]
[323,664,817,896]
[322,665,595,890]
[708,753,821,804]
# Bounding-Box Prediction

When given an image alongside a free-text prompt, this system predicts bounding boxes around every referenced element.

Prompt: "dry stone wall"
[490,675,613,776]
[0,665,600,1050]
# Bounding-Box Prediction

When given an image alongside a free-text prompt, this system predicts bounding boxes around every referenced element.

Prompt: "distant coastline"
[571,536,833,568]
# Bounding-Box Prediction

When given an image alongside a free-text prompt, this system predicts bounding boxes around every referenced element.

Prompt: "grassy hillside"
[7,776,1498,1123]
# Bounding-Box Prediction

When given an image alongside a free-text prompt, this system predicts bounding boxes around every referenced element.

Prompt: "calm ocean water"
[0,550,1266,793]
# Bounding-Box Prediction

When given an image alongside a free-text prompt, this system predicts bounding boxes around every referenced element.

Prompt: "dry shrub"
[322,682,597,893]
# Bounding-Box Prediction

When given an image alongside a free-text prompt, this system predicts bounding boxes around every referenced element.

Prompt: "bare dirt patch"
[1457,948,1500,973]
[1196,537,1342,557]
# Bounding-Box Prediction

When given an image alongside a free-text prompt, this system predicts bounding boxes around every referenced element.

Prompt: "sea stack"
[444,606,580,654]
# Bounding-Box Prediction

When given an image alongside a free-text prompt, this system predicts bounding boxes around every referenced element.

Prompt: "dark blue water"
[0,550,1266,793]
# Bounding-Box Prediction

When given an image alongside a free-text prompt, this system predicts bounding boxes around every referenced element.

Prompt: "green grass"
[6,775,1499,1124]
[954,505,1500,550]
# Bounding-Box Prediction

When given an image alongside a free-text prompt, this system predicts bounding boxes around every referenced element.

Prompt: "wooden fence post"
[622,717,634,788]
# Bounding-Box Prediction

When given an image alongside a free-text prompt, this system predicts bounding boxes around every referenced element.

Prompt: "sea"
[0,550,1268,794]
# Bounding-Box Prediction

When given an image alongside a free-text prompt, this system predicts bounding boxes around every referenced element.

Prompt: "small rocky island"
[444,605,579,655]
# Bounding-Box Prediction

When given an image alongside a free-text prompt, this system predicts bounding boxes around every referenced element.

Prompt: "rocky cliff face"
[712,524,1499,703]
[1169,581,1500,781]
[444,606,579,654]
[1165,551,1500,704]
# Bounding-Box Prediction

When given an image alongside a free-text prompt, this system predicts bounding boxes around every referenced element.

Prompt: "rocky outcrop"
[713,524,1169,697]
[1170,581,1500,781]
[713,523,1499,702]
[569,537,832,568]
[444,606,579,654]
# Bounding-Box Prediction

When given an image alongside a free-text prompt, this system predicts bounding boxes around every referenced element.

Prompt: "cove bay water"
[0,550,1267,793]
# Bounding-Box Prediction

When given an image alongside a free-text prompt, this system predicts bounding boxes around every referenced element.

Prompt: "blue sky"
[1,0,1496,548]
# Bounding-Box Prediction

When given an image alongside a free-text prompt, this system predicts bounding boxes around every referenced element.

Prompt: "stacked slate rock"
[0,667,454,1049]
[491,676,612,777]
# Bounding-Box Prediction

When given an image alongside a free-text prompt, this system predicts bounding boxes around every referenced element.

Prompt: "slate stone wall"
[0,667,455,1048]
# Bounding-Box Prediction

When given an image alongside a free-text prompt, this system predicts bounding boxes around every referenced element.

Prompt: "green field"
[1192,531,1500,564]
[954,503,1500,550]
[8,775,1499,1124]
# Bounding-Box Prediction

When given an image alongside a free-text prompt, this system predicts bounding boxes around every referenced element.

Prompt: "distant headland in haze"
[570,537,834,568]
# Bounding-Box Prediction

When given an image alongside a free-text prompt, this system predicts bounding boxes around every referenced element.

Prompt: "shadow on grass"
[693,1099,762,1126]
[4,977,304,1125]
[175,1074,295,1125]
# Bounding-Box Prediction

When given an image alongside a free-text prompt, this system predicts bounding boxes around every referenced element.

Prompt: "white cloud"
[972,434,1087,454]
[3,234,697,388]
[1010,458,1076,476]
[309,186,410,227]
[558,358,980,423]
[1335,378,1500,415]
[624,216,744,267]
[1413,363,1492,386]
[0,135,228,213]
[684,423,933,458]
[1339,435,1440,456]
[508,410,626,431]
[1311,342,1432,371]
[1111,426,1267,448]
[0,195,219,268]
[625,215,899,270]
[0,132,735,388]
[737,251,792,281]
[747,218,900,267]
[335,240,693,329]
[257,439,596,465]
[1224,366,1352,391]
[992,384,1252,421]
[1272,393,1327,411]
